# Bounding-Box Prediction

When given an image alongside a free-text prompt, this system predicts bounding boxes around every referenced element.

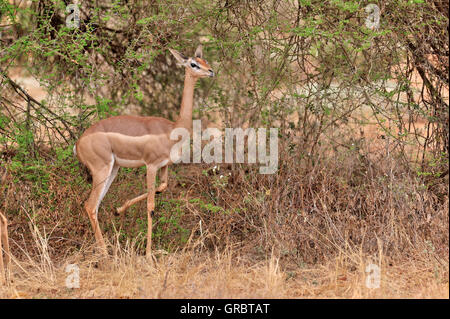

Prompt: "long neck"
[175,72,197,132]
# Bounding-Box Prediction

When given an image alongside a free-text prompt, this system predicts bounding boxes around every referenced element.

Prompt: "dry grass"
[0,204,448,299]
[0,241,447,299]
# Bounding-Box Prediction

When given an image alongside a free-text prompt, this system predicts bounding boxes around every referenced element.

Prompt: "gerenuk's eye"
[190,63,198,68]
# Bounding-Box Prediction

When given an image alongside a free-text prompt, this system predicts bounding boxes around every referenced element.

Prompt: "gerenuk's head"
[169,45,214,78]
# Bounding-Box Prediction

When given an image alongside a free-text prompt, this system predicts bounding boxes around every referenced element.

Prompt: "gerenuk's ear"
[194,44,203,59]
[169,48,188,66]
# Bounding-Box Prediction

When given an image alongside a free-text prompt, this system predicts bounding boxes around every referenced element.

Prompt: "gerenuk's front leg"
[116,165,169,215]
[146,165,157,258]
[156,165,168,194]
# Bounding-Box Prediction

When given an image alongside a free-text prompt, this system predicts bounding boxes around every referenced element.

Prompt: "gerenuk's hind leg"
[84,163,115,255]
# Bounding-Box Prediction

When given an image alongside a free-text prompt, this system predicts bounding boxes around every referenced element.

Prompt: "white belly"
[114,155,146,168]
[113,155,169,169]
